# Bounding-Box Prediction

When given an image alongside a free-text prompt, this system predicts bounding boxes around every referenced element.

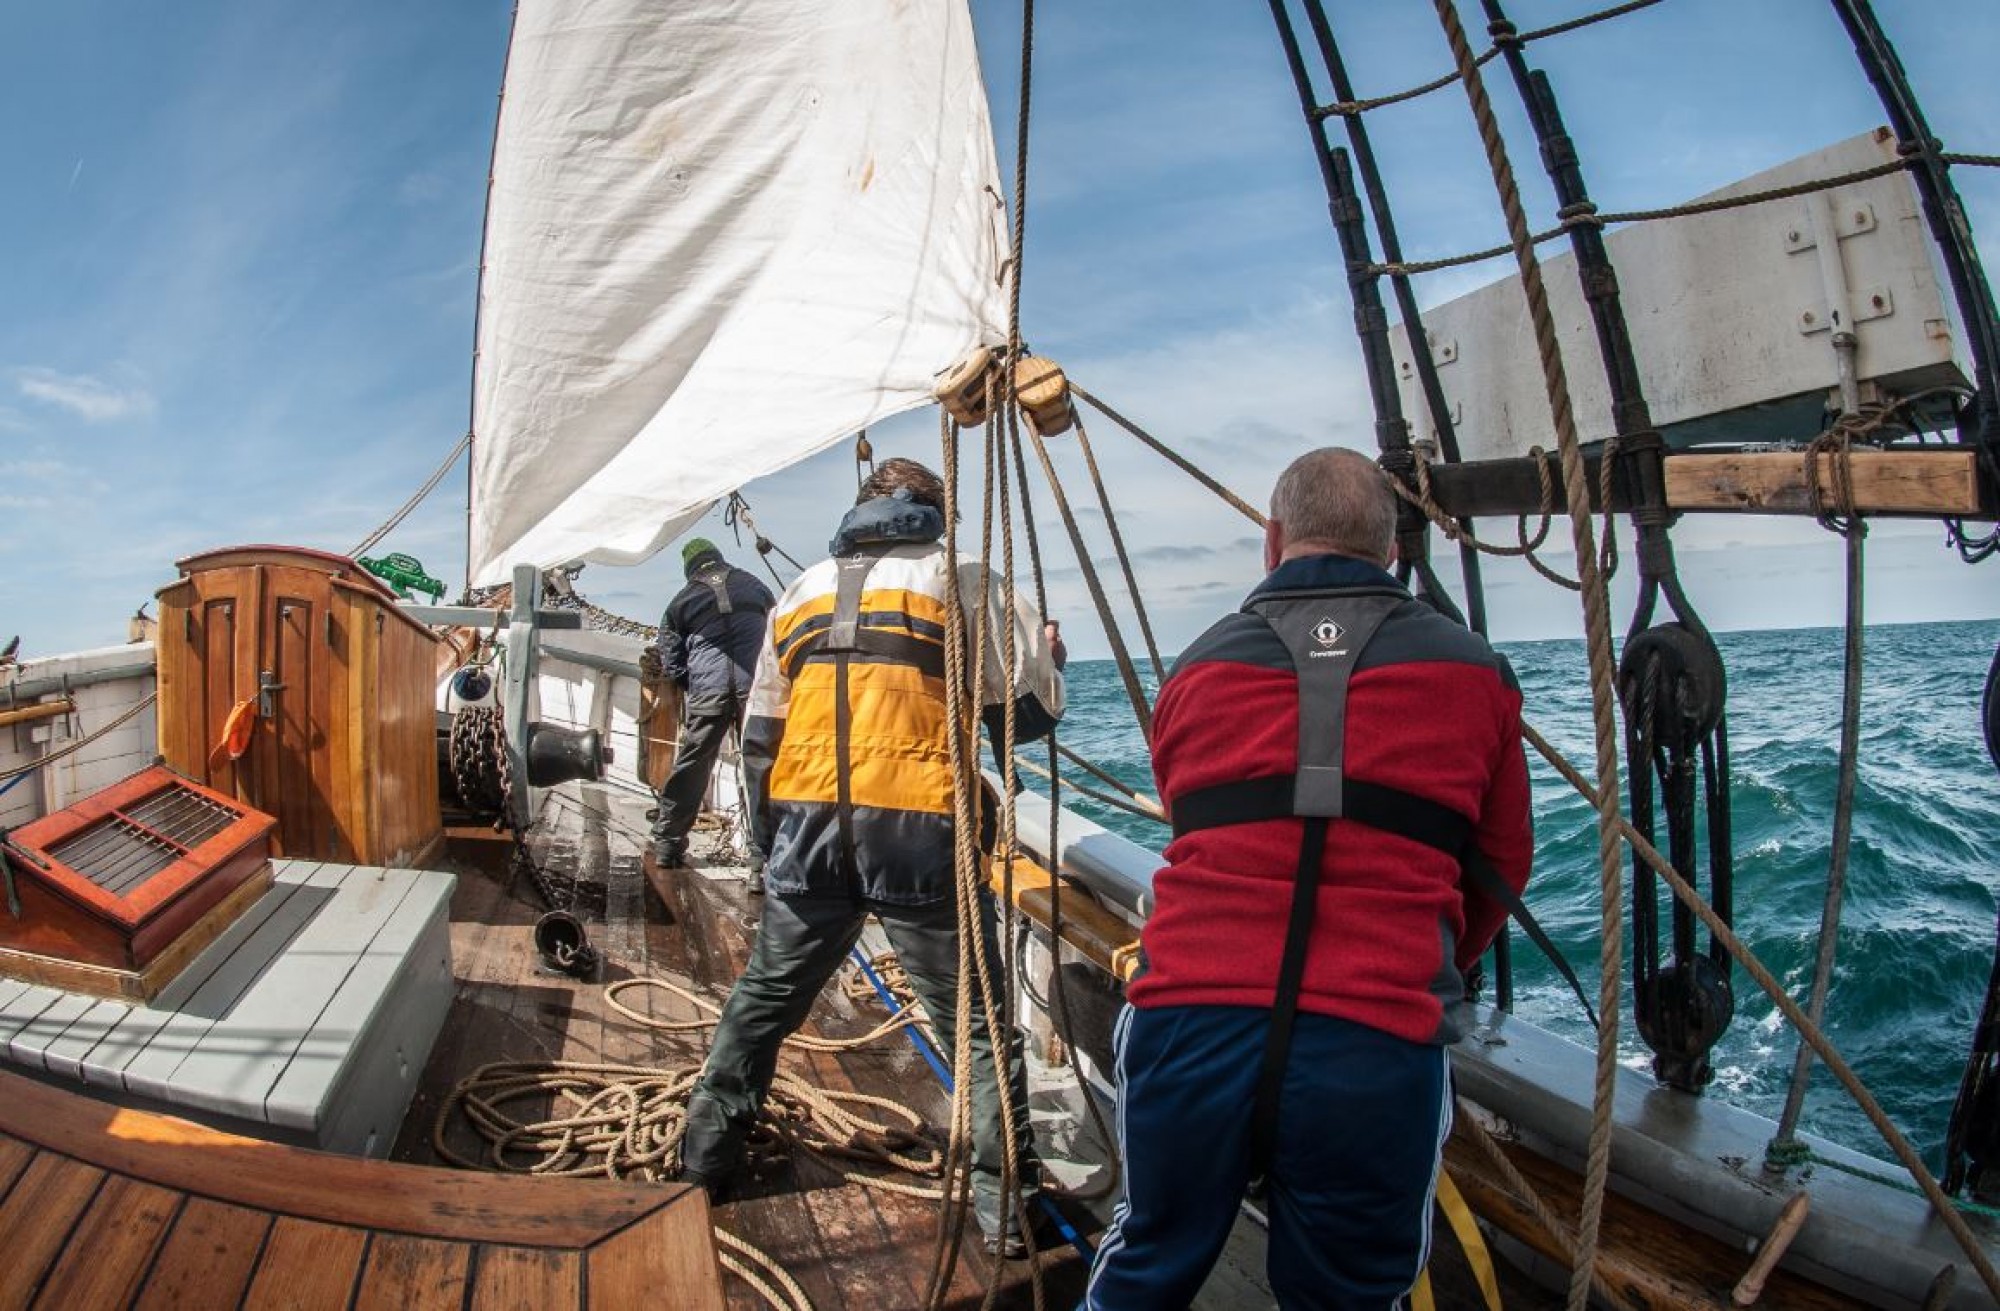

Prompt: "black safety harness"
[1168,590,1591,1181]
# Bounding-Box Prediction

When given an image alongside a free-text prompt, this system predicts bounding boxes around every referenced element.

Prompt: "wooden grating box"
[0,765,277,1000]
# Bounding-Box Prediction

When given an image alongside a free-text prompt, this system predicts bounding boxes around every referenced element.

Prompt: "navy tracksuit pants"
[1083,1004,1450,1310]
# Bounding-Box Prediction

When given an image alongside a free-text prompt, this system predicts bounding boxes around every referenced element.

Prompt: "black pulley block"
[525,722,610,787]
[533,909,599,978]
[1619,622,1727,751]
[1636,955,1736,1093]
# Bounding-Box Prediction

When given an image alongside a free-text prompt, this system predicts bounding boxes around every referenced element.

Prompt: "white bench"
[0,859,455,1157]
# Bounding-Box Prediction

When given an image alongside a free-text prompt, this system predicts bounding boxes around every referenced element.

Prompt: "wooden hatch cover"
[0,765,276,1000]
[0,1066,726,1310]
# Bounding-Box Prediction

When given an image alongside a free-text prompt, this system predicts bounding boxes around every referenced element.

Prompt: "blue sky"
[3,0,1998,659]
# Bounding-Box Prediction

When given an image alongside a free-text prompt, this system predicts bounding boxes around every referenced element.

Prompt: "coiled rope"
[435,1057,947,1311]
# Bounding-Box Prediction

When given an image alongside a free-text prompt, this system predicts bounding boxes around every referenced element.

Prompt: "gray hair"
[1269,447,1395,564]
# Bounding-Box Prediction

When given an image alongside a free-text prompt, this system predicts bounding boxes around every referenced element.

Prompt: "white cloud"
[12,367,155,423]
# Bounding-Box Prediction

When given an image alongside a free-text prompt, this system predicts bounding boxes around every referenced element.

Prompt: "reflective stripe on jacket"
[743,540,1063,905]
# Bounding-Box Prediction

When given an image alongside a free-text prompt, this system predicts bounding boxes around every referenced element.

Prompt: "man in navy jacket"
[649,538,775,878]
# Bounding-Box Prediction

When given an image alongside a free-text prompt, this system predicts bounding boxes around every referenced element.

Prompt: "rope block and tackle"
[1012,353,1074,437]
[1619,621,1735,1092]
[933,346,998,428]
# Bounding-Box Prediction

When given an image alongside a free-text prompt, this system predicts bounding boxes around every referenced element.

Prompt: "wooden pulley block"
[1014,354,1074,437]
[933,346,998,427]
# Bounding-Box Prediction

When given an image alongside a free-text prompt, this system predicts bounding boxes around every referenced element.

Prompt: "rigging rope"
[1070,413,1166,682]
[1430,5,1629,1306]
[1521,721,2000,1302]
[349,431,472,560]
[1069,384,1266,528]
[1313,0,1665,120]
[1771,418,1872,1154]
[1367,155,1921,278]
[0,692,158,784]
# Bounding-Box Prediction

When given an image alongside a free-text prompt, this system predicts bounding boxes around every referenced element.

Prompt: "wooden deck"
[397,782,1096,1310]
[0,1063,724,1309]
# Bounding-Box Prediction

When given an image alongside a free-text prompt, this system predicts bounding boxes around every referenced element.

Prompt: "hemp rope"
[350,431,472,560]
[1453,1099,1640,1311]
[604,975,930,1054]
[1070,383,1266,528]
[1521,722,2000,1302]
[924,413,988,1307]
[1431,5,1630,1307]
[1369,156,1921,278]
[435,1058,953,1311]
[1389,439,1621,592]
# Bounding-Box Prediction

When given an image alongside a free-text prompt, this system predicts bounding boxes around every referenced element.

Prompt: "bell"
[524,722,609,787]
[533,909,599,977]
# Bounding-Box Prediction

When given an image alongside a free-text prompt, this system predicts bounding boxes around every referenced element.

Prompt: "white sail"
[468,0,1009,586]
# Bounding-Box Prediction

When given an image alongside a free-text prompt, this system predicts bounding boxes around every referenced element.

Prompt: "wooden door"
[252,568,339,861]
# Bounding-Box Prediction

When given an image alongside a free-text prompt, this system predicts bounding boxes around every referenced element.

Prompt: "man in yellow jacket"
[679,458,1066,1255]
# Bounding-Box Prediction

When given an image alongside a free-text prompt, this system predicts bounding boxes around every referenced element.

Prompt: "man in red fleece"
[1083,447,1533,1309]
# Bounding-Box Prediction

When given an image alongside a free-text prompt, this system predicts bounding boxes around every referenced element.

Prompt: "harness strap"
[824,554,886,881]
[702,567,737,617]
[1250,814,1328,1179]
[1244,594,1399,1182]
[1175,778,1598,1028]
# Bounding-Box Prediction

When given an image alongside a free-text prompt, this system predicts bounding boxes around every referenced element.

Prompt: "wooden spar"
[0,699,73,729]
[1418,447,1986,519]
[990,852,1142,982]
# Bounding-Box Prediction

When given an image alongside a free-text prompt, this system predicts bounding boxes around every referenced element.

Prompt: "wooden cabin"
[154,545,442,868]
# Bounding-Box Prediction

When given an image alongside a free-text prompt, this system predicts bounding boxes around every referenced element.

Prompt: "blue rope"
[845,945,1095,1261]
[0,772,31,799]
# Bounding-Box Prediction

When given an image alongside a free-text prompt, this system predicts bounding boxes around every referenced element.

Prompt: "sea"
[1050,617,2000,1172]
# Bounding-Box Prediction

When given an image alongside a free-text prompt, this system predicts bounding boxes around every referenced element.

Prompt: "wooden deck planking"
[465,1245,584,1311]
[0,1151,108,1307]
[588,1207,729,1311]
[394,788,1093,1310]
[352,1233,474,1311]
[0,1131,38,1195]
[31,1173,182,1310]
[241,1216,370,1310]
[132,1197,275,1311]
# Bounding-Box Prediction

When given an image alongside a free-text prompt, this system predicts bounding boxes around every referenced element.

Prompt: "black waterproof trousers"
[681,888,1036,1238]
[653,696,753,859]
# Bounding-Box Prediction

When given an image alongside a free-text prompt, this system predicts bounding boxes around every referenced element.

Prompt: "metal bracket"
[1781,201,1877,254]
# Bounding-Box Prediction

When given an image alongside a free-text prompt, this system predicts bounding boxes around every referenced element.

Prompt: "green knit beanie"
[681,537,720,574]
